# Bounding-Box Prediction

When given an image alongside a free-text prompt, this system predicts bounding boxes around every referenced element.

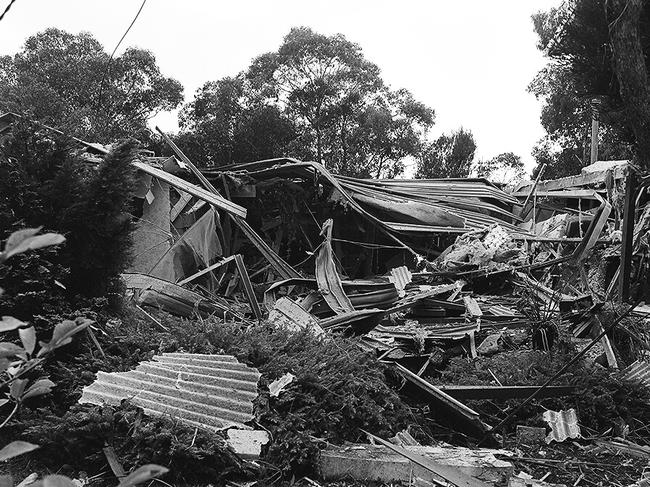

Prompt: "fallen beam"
[392,363,491,437]
[320,443,513,486]
[132,161,247,218]
[438,385,576,400]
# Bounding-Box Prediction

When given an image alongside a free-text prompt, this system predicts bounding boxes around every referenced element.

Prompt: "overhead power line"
[0,0,18,23]
[96,0,148,108]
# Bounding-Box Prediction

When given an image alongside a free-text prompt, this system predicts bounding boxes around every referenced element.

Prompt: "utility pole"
[590,98,601,164]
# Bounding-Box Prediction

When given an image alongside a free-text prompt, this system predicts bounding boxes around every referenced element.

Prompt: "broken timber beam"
[392,363,490,437]
[438,385,576,400]
[176,256,237,286]
[234,254,263,321]
[132,161,246,218]
[363,432,495,487]
[619,170,637,301]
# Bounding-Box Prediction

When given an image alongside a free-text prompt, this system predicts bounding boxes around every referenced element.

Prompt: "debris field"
[2,116,650,487]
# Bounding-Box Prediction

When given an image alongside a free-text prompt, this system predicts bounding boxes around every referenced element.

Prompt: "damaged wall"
[129,177,174,279]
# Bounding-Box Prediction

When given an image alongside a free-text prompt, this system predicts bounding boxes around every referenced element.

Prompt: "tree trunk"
[316,126,322,164]
[609,0,650,169]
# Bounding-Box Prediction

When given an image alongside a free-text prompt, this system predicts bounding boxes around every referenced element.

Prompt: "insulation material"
[149,208,222,284]
[80,353,260,432]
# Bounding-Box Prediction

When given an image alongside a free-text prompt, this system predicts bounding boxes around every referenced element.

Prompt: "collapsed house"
[3,114,650,486]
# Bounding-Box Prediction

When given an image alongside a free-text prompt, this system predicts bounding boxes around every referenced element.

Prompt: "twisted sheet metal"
[80,353,260,432]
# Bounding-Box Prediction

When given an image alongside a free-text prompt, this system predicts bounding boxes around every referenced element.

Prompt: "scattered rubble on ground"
[3,117,650,486]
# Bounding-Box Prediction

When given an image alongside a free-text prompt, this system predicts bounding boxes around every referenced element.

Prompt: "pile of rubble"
[6,114,650,486]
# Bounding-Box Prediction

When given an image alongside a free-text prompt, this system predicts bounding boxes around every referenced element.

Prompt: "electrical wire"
[96,0,148,108]
[0,0,17,23]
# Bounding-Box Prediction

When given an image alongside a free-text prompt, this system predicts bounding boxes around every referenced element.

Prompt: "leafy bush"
[0,122,138,300]
[155,318,422,475]
[16,403,245,484]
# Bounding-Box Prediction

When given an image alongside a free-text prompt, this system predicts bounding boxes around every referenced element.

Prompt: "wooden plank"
[619,171,636,301]
[363,431,494,487]
[392,363,489,437]
[515,162,628,193]
[177,256,237,286]
[592,316,618,369]
[463,296,483,317]
[132,161,247,218]
[234,254,263,321]
[170,190,193,222]
[438,385,576,400]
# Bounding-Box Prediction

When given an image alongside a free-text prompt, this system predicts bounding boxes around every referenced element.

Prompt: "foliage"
[222,325,416,475]
[178,76,297,166]
[180,27,435,176]
[0,28,183,144]
[528,1,641,176]
[474,152,525,184]
[17,403,239,484]
[10,308,422,480]
[415,127,476,178]
[0,125,139,298]
[0,229,168,487]
[0,228,90,429]
[62,139,139,296]
[147,317,421,475]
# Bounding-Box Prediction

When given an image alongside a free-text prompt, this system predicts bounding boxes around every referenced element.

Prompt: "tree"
[529,1,645,176]
[0,122,139,297]
[474,152,525,185]
[239,26,434,176]
[178,76,296,166]
[609,0,650,169]
[343,89,434,177]
[0,28,183,144]
[415,128,476,179]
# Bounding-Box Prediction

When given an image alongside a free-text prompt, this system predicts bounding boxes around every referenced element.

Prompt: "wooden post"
[521,163,547,220]
[591,98,601,164]
[619,170,636,301]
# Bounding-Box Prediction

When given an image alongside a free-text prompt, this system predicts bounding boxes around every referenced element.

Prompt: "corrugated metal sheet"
[204,159,528,236]
[388,266,412,297]
[80,353,260,432]
[542,408,581,443]
[621,360,650,393]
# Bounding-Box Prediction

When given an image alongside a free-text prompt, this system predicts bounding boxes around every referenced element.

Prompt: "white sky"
[0,0,561,173]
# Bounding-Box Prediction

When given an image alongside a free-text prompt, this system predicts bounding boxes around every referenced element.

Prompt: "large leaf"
[3,228,65,260]
[22,378,55,401]
[0,342,24,358]
[10,379,27,401]
[0,441,39,462]
[37,318,91,357]
[118,465,169,487]
[18,327,36,355]
[3,228,40,253]
[16,473,39,487]
[0,316,26,333]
